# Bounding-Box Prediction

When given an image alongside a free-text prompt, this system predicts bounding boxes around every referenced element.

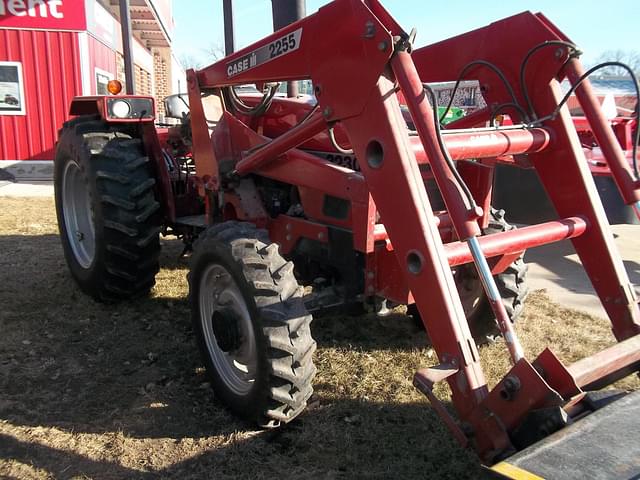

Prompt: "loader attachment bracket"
[469,359,564,462]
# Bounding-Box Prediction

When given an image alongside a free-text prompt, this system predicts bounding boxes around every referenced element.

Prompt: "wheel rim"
[199,264,258,396]
[455,264,485,320]
[62,160,96,269]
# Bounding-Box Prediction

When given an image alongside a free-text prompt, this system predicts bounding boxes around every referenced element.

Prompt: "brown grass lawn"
[0,197,637,479]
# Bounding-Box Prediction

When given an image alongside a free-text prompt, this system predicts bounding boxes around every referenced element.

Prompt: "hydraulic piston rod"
[468,236,525,363]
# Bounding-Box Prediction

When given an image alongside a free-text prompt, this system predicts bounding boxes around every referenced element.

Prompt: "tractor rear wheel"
[410,208,529,339]
[54,116,161,302]
[189,222,316,427]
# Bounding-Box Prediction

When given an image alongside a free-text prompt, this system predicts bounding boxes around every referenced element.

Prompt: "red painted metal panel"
[0,29,81,160]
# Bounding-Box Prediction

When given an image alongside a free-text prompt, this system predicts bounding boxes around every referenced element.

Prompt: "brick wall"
[115,52,152,97]
[153,50,169,116]
[115,49,173,118]
[135,65,152,96]
[116,53,125,85]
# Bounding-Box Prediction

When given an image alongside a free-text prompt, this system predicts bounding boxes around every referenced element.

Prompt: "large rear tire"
[189,222,316,427]
[54,116,161,302]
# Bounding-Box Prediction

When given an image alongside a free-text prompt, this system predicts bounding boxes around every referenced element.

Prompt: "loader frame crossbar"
[186,0,640,462]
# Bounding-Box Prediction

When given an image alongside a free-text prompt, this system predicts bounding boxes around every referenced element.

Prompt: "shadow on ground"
[0,232,485,479]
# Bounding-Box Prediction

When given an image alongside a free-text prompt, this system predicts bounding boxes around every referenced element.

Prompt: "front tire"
[54,116,161,302]
[189,222,316,427]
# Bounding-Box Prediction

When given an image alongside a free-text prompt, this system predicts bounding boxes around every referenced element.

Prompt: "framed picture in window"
[0,62,26,116]
[95,68,114,95]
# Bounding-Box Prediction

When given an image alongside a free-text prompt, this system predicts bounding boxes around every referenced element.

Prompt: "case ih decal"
[227,28,302,78]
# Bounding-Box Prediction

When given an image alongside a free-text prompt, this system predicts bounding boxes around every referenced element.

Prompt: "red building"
[0,0,184,180]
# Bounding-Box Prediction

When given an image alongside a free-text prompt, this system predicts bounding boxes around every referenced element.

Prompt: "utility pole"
[223,0,235,55]
[118,0,136,94]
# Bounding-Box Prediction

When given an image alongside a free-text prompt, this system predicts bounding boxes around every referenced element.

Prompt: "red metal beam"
[342,73,490,421]
[567,333,640,391]
[529,67,640,341]
[374,212,450,242]
[187,70,220,191]
[375,216,588,266]
[444,217,587,266]
[438,127,551,160]
[234,110,327,175]
[392,50,482,240]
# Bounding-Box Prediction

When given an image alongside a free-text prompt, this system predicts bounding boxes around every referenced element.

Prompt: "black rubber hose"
[424,84,478,210]
[519,40,581,119]
[439,60,523,125]
[532,61,639,180]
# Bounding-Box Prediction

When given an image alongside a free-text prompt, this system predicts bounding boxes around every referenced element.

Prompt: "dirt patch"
[0,198,637,479]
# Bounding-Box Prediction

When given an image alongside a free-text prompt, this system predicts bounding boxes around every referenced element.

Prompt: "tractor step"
[488,389,640,479]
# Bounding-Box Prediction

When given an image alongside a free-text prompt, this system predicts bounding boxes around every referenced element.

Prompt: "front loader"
[54,0,640,477]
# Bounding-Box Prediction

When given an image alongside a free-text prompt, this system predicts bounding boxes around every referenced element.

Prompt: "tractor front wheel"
[189,222,316,427]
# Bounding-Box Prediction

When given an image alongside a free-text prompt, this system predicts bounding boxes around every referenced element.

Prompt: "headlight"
[111,100,132,118]
[105,97,154,121]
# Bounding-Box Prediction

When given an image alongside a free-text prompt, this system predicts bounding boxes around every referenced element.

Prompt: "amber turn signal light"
[107,80,123,95]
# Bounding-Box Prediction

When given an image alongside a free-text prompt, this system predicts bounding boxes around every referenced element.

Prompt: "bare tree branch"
[177,53,204,71]
[591,50,640,78]
[203,42,226,62]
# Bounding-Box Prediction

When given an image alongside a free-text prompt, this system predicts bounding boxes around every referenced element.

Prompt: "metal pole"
[271,0,306,97]
[223,0,235,56]
[467,236,525,364]
[118,0,136,94]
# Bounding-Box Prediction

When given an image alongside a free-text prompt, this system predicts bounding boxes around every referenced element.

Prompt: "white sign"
[0,62,26,116]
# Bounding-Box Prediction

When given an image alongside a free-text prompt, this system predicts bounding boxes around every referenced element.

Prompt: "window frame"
[0,61,26,116]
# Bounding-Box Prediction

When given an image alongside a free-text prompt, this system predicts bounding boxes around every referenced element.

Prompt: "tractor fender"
[69,96,106,117]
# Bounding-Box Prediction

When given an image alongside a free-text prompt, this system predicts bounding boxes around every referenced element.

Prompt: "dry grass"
[0,197,637,479]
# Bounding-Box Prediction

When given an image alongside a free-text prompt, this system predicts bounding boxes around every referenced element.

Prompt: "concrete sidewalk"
[526,224,639,319]
[1,184,638,319]
[0,181,54,197]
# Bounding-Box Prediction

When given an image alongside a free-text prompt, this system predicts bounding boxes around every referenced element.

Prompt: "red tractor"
[54,0,640,476]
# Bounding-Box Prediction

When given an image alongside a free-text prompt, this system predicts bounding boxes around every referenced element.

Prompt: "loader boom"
[178,0,640,463]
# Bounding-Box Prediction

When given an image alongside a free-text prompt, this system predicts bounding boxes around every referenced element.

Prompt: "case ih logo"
[0,0,86,31]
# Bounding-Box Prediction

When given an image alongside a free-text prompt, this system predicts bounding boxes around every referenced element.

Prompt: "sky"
[171,0,640,68]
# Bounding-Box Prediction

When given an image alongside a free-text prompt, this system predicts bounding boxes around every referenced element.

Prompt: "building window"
[0,62,26,116]
[95,68,114,95]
